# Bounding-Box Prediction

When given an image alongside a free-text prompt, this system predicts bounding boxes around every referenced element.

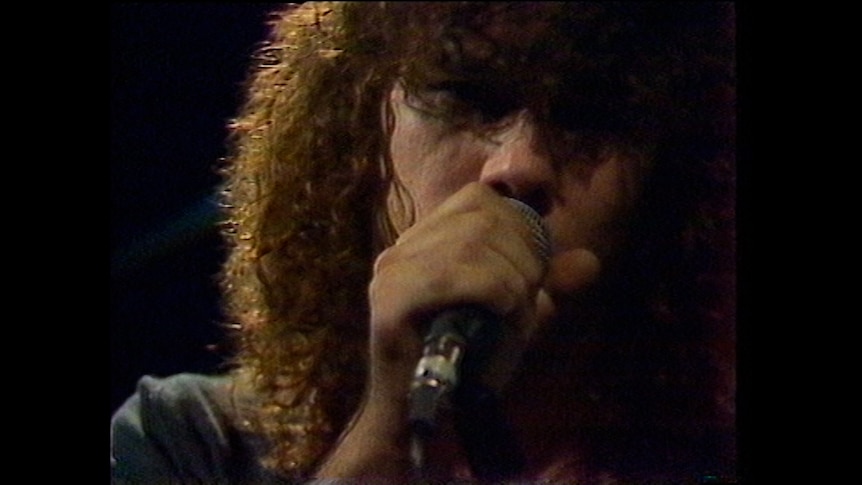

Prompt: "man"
[112,2,736,483]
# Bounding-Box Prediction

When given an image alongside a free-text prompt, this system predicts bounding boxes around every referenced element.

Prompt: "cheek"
[389,110,485,220]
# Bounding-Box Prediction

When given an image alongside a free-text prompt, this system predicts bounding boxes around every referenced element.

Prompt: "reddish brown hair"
[218,2,735,479]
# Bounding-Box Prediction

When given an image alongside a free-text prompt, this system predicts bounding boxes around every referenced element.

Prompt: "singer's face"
[385,81,653,271]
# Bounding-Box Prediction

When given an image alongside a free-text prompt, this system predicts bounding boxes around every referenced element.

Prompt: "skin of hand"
[315,183,601,480]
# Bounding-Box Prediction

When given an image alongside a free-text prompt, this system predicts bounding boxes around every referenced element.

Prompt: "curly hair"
[217,2,735,479]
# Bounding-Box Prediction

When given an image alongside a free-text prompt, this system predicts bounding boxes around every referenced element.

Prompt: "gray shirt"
[111,373,286,484]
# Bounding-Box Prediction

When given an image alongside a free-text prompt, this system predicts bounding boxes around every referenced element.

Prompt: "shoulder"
[129,373,242,421]
[111,372,277,484]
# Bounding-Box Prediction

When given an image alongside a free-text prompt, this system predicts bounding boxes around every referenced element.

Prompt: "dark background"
[110,3,281,417]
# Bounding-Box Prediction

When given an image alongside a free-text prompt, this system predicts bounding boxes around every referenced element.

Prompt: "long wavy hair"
[217,2,735,480]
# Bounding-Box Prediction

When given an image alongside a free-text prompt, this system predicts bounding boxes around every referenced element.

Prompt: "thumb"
[545,248,602,297]
[528,248,601,340]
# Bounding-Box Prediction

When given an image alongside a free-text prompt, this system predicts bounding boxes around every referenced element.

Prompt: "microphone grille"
[505,198,552,266]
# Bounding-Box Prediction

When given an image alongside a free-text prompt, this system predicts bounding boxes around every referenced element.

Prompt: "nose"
[478,112,555,216]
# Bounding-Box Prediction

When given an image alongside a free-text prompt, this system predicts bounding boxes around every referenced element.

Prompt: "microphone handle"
[408,305,498,434]
[409,305,525,479]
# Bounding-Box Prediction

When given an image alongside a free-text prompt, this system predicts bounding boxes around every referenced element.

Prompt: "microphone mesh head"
[505,198,552,266]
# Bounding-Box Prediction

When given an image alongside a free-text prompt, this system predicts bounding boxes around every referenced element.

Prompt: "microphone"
[408,197,551,480]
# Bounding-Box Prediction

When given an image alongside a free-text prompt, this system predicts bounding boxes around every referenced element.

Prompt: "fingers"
[372,183,545,329]
[367,182,605,397]
[368,183,547,394]
[395,183,545,284]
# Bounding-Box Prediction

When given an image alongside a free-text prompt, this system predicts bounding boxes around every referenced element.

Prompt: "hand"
[313,182,600,479]
[370,182,551,395]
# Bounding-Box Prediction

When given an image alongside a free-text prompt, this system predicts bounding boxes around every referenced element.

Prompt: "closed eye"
[411,80,519,125]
